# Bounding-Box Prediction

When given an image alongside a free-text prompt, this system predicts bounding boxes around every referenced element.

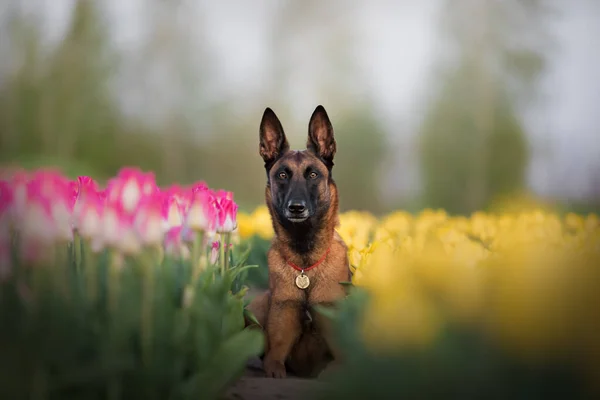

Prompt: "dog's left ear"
[307,105,336,167]
[260,107,289,169]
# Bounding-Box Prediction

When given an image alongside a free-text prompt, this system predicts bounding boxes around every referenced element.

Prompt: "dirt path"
[223,357,332,400]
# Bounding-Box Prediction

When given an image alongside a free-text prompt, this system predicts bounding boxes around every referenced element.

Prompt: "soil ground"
[222,357,332,400]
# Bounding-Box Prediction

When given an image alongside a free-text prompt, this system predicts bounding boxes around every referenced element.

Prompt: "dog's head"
[259,105,337,227]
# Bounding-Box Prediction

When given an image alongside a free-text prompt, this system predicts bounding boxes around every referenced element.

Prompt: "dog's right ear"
[259,107,289,169]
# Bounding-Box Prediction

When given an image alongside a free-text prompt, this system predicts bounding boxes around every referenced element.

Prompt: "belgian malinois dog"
[245,105,351,379]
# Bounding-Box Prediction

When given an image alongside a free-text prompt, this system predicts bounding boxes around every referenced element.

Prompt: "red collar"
[286,247,331,272]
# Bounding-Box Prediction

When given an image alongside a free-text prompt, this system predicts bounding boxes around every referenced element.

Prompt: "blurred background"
[0,0,598,216]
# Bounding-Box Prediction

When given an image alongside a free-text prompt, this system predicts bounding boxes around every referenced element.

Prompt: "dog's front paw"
[263,358,287,379]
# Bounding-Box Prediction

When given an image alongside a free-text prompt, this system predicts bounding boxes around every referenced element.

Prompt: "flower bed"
[0,167,263,400]
[237,206,600,398]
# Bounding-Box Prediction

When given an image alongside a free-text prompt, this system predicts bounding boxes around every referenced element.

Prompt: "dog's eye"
[278,171,287,179]
[308,171,318,179]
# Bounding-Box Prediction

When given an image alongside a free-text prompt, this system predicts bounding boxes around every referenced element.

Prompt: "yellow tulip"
[251,205,274,240]
[235,212,255,239]
[240,202,600,382]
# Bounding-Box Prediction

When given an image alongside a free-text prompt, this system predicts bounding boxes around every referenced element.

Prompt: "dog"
[245,105,351,379]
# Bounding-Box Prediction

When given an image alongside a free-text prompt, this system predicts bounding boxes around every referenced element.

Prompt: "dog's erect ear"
[307,105,336,167]
[259,107,289,168]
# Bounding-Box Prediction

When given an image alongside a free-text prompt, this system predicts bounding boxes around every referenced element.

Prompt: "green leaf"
[312,305,337,320]
[232,245,253,268]
[339,281,354,286]
[243,309,261,328]
[177,329,264,399]
[221,298,245,337]
[234,285,249,299]
[229,264,259,281]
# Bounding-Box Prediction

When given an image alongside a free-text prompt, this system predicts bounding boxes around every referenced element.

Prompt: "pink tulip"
[161,186,185,231]
[0,166,240,260]
[209,240,233,265]
[210,240,220,264]
[175,185,194,215]
[0,180,13,222]
[72,176,107,247]
[164,225,190,259]
[76,176,100,195]
[162,195,183,230]
[74,191,104,242]
[20,173,72,243]
[18,190,55,264]
[105,167,158,214]
[185,189,218,233]
[134,193,165,246]
[191,181,209,194]
[215,191,238,233]
[28,171,74,242]
[68,180,79,211]
[102,201,140,255]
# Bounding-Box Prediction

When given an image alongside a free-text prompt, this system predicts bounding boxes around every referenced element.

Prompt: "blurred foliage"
[319,288,588,400]
[419,64,529,215]
[233,236,270,290]
[333,105,387,213]
[0,237,263,400]
[418,0,554,215]
[0,0,388,214]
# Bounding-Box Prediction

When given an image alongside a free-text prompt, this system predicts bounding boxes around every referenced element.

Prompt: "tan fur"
[245,149,351,379]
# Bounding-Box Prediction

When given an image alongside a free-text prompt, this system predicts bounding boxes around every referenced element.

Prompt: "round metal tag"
[295,273,310,289]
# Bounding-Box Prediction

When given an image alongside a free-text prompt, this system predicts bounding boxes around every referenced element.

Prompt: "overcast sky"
[8,0,600,201]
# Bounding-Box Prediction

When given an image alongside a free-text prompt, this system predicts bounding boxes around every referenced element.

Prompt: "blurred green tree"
[0,1,204,184]
[333,105,387,213]
[418,0,554,214]
[0,0,123,178]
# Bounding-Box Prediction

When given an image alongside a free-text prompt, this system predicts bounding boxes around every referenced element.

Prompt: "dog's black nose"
[287,200,307,214]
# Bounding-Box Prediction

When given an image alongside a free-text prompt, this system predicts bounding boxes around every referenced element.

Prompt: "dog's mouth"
[284,211,310,223]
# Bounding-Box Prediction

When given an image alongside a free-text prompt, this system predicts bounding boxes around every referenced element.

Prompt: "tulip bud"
[135,193,165,246]
[215,191,238,233]
[102,202,140,255]
[210,241,220,264]
[161,188,184,231]
[185,189,217,233]
[105,167,158,214]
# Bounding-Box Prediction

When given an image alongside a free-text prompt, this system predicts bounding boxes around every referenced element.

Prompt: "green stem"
[30,364,48,400]
[31,259,46,305]
[107,251,121,315]
[191,231,205,282]
[223,233,232,273]
[84,240,97,304]
[140,252,155,367]
[73,232,82,271]
[219,234,226,275]
[54,243,70,301]
[105,251,123,400]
